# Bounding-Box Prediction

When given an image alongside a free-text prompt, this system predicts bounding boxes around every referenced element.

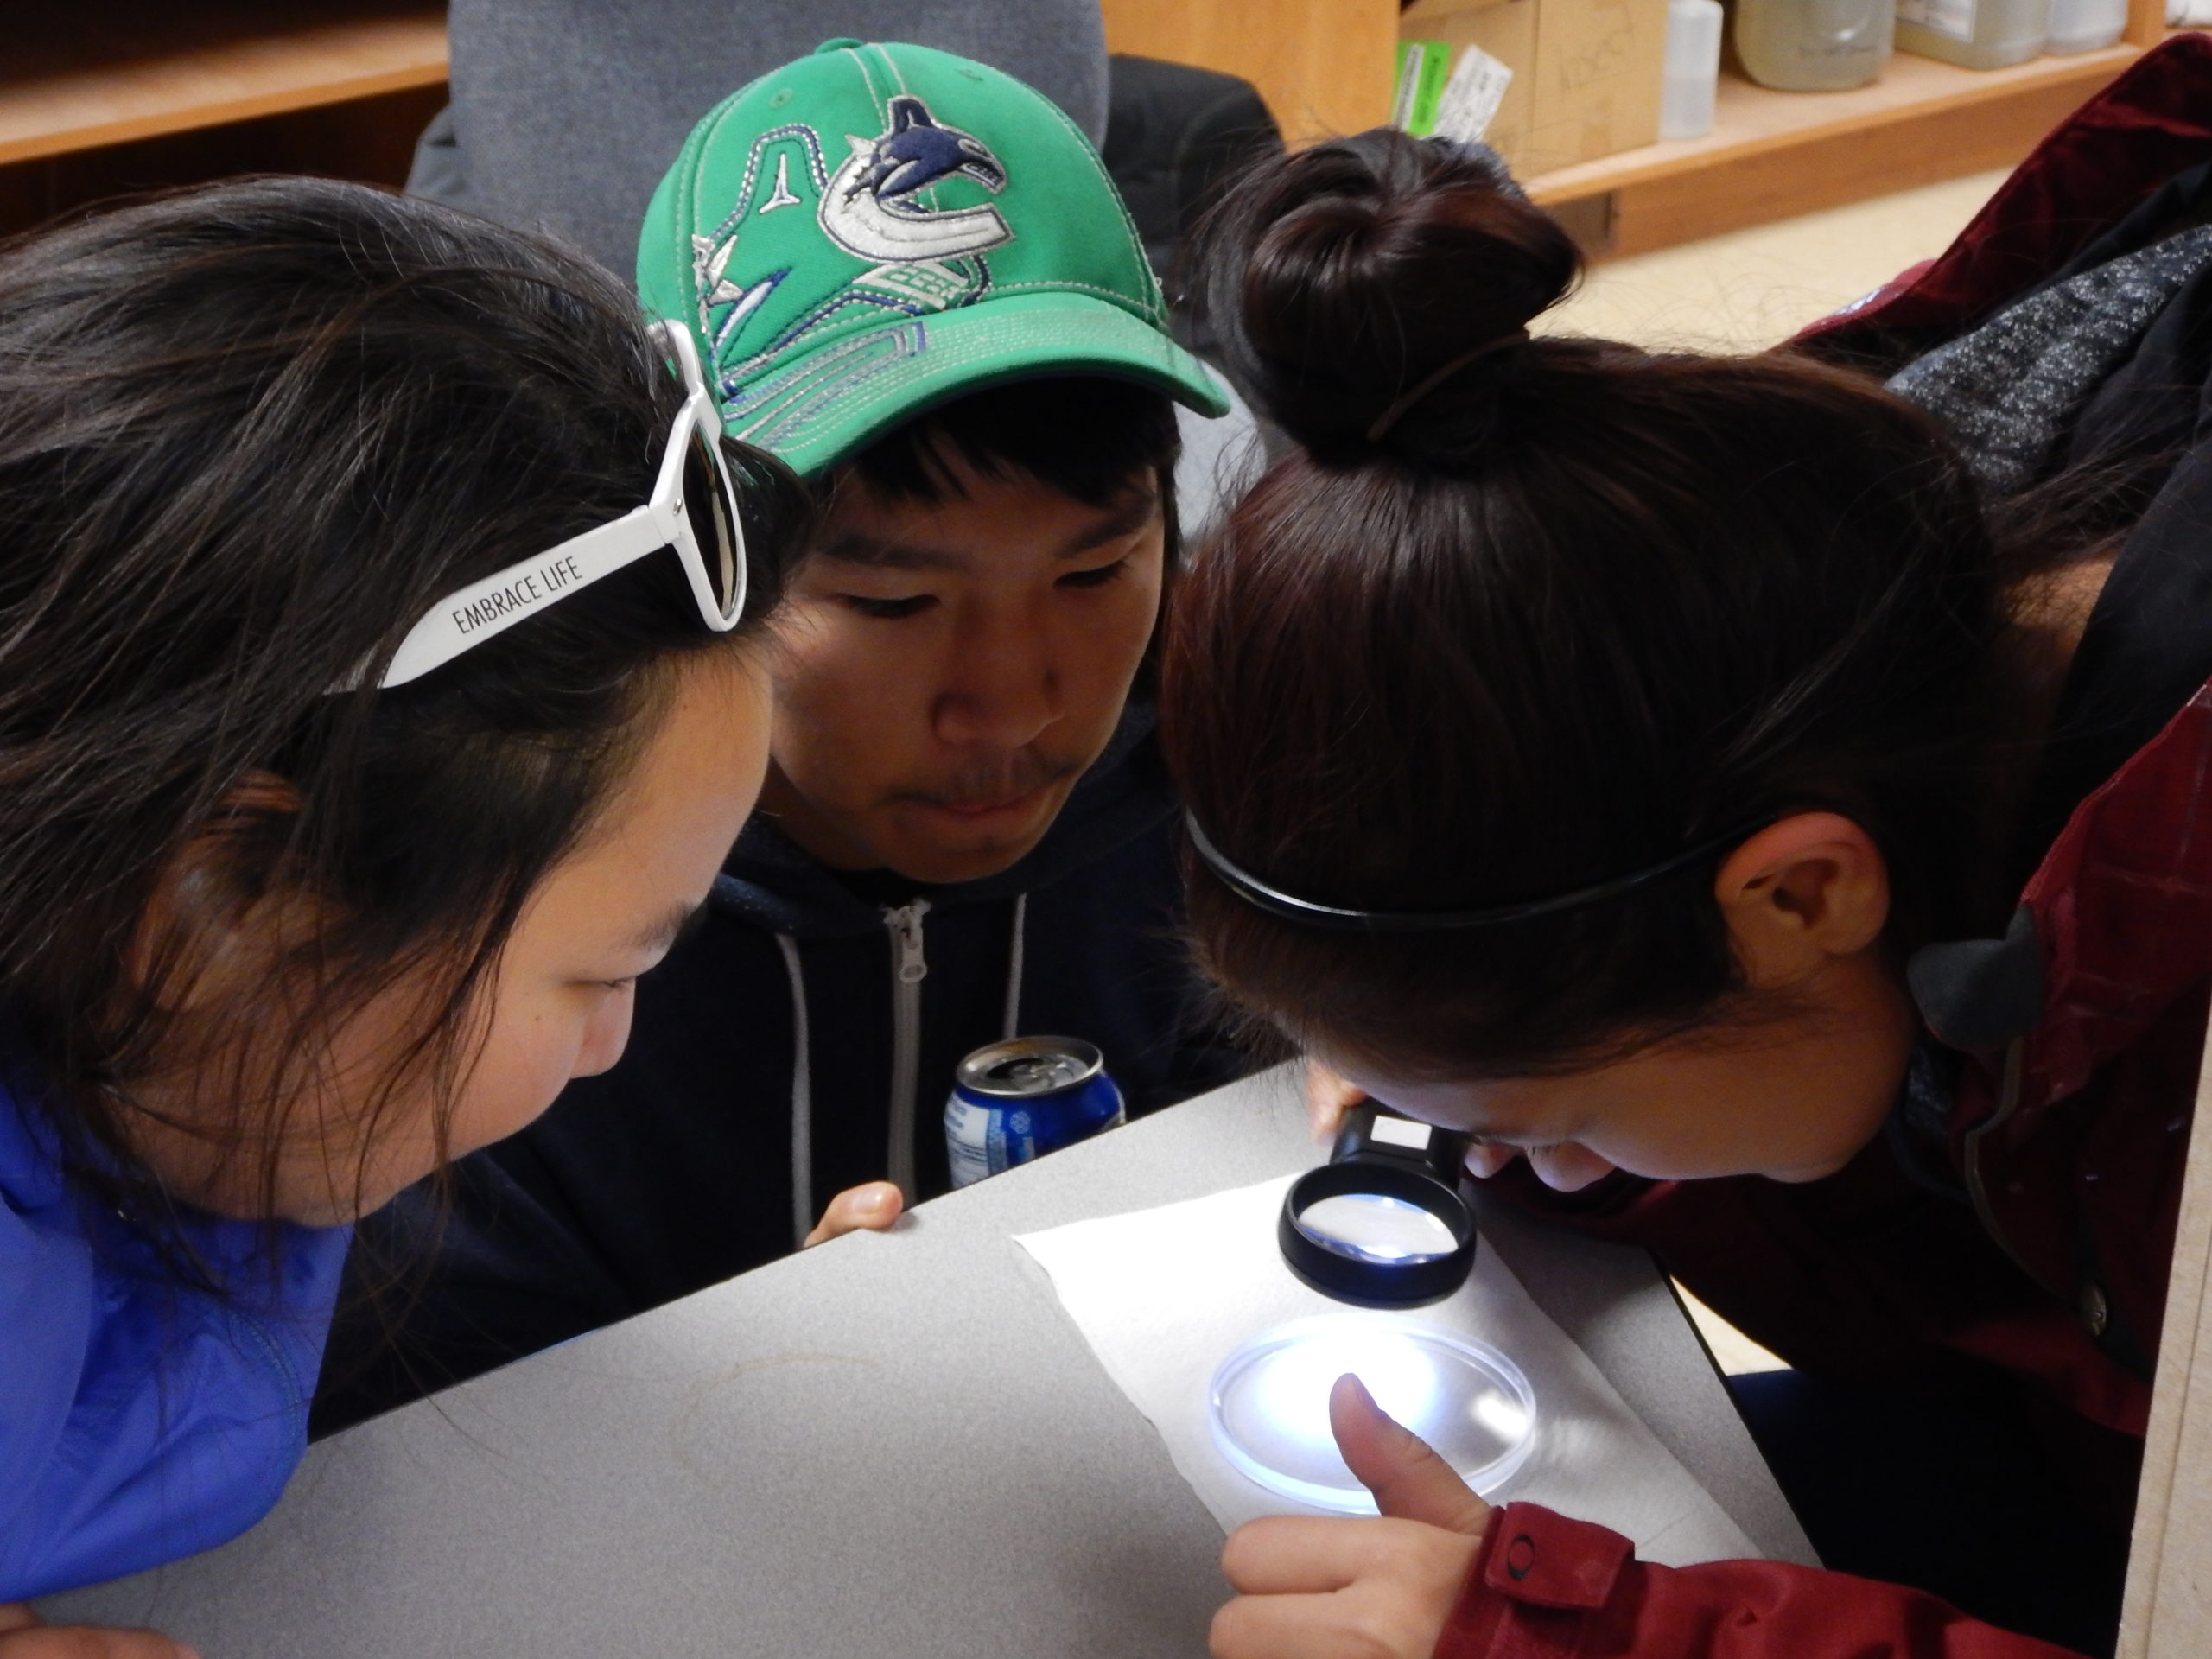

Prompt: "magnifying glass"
[1279,1103,1477,1307]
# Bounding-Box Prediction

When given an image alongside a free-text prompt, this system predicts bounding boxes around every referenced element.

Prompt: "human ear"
[130,772,312,1013]
[1713,811,1891,988]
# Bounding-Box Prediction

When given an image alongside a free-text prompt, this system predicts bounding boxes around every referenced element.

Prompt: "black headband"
[1184,813,1770,934]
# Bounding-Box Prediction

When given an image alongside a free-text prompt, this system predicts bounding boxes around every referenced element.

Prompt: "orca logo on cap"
[819,95,1013,264]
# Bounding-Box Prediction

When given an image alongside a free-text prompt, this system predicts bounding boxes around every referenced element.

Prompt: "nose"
[1527,1143,1618,1192]
[572,984,637,1079]
[933,603,1063,750]
[1463,1140,1520,1179]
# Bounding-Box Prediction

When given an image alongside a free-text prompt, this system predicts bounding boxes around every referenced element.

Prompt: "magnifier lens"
[1278,1108,1478,1307]
[1292,1192,1463,1265]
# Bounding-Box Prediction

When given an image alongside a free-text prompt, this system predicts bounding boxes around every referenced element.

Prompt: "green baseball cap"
[638,38,1229,476]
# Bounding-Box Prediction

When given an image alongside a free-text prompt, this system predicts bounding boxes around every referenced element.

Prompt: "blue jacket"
[315,703,1248,1430]
[0,1088,348,1600]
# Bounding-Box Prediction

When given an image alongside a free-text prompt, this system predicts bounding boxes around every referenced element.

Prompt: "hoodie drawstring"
[1001,893,1028,1041]
[777,933,812,1250]
[783,892,1027,1249]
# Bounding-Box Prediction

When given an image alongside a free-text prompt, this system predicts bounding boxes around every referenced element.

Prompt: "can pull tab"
[889,900,930,984]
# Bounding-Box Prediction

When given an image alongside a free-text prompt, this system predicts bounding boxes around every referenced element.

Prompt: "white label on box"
[1370,1115,1434,1152]
[1433,46,1515,145]
[1897,0,1977,41]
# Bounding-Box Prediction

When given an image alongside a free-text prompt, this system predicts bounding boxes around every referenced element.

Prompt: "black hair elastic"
[1185,813,1773,934]
[1364,329,1529,443]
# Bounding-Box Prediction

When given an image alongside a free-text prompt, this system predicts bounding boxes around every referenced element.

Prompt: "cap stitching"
[983,276,1153,310]
[665,41,1190,450]
[718,289,944,392]
[1012,82,1166,325]
[671,62,789,288]
[749,336,1215,469]
[674,91,799,364]
[704,124,830,248]
[727,282,1166,391]
[851,43,893,126]
[876,41,914,100]
[744,317,1202,428]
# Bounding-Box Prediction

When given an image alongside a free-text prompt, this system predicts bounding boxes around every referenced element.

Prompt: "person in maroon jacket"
[1160,35,2212,1659]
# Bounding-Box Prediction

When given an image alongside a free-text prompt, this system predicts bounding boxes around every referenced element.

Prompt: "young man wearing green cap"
[315,41,1246,1425]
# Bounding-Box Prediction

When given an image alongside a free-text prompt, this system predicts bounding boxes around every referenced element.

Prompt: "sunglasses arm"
[355,505,674,690]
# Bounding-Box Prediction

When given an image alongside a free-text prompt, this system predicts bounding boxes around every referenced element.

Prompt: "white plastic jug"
[1662,0,1726,137]
[1896,0,2051,68]
[2047,0,2125,49]
[1737,0,1895,91]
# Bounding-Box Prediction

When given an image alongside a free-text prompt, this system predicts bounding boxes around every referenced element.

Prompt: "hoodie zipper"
[883,899,931,1199]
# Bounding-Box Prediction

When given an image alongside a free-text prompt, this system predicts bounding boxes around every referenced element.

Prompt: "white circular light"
[1209,1315,1536,1512]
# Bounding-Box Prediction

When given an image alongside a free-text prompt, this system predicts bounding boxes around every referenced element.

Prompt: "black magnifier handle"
[1280,1104,1479,1308]
[1330,1103,1472,1183]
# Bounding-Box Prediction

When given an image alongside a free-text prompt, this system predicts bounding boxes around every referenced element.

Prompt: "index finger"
[1211,1591,1373,1659]
[1221,1515,1431,1594]
[1304,1060,1366,1143]
[0,1627,201,1659]
[801,1180,904,1248]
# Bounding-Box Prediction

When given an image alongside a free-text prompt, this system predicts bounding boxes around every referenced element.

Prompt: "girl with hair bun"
[0,177,803,1656]
[1172,37,2212,1659]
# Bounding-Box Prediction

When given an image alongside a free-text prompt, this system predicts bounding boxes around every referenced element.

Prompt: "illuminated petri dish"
[1209,1314,1536,1512]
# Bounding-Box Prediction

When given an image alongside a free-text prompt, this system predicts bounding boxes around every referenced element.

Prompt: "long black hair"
[1163,132,2011,1077]
[0,176,805,1243]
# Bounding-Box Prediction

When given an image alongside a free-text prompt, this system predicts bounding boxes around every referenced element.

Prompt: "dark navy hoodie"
[313,701,1244,1432]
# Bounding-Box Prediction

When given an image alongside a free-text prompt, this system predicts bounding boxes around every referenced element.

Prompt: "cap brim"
[716,291,1232,475]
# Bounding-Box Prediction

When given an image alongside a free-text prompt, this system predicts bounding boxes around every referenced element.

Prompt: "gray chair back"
[432,0,1108,273]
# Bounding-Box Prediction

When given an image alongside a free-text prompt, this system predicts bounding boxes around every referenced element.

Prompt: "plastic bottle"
[1661,0,1726,137]
[2046,0,2125,49]
[1735,0,1894,91]
[1895,0,2050,68]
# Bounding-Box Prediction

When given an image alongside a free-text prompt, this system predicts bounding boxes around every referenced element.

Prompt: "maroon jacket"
[1437,35,2212,1658]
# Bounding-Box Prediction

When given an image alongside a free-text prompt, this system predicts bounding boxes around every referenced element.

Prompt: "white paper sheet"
[1016,1174,1760,1567]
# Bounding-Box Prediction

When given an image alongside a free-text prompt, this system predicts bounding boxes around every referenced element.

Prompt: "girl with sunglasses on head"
[0,177,801,1657]
[1169,43,2212,1659]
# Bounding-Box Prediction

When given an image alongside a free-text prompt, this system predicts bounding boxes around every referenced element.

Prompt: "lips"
[927,788,1046,821]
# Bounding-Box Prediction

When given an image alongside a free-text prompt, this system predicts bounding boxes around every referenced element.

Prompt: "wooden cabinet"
[1,1,443,166]
[1097,0,1401,145]
[0,2,442,234]
[0,1,2193,255]
[1529,9,2177,256]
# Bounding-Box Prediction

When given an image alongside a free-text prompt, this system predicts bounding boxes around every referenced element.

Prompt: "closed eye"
[1058,557,1130,590]
[839,594,937,620]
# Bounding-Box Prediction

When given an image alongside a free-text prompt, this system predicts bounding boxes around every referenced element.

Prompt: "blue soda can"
[944,1036,1125,1188]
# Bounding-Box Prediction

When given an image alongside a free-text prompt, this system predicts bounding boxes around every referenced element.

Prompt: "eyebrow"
[812,531,967,573]
[1057,490,1160,558]
[632,899,705,957]
[810,485,1162,572]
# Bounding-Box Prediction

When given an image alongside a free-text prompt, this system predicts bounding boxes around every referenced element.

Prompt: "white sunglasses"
[345,321,746,691]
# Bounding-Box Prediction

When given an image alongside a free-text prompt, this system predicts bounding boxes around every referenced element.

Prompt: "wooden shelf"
[0,2,447,168]
[1523,41,2151,257]
[0,5,2185,264]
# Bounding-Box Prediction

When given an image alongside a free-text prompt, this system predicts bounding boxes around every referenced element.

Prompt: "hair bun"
[1192,131,1580,463]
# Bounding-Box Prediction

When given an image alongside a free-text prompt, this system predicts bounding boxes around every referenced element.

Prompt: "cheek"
[443,991,617,1159]
[1565,1102,1794,1184]
[772,623,912,774]
[1087,569,1164,678]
